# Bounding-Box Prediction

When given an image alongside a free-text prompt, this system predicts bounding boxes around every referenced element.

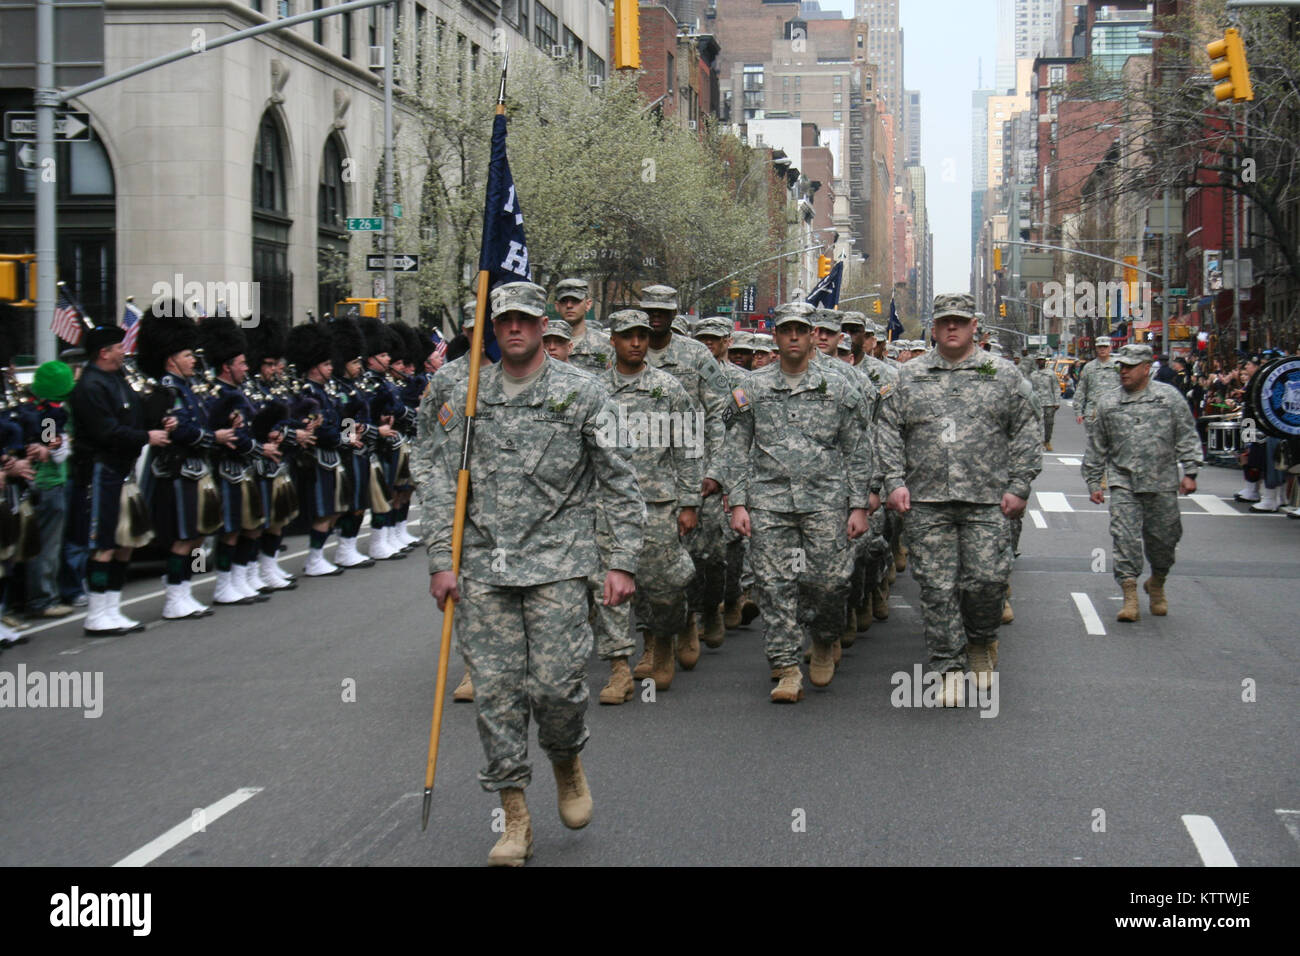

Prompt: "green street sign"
[346,217,384,232]
[716,305,733,312]
[1169,287,1188,297]
[392,203,402,219]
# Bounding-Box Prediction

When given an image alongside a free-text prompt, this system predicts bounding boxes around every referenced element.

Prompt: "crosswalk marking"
[1189,494,1239,516]
[1071,593,1106,635]
[113,787,263,867]
[1036,491,1074,512]
[1181,814,1239,867]
[1275,810,1300,850]
[1056,457,1082,467]
[1029,509,1047,529]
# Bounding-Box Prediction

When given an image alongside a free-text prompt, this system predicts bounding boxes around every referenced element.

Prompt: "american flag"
[431,329,448,361]
[122,301,144,354]
[51,288,84,346]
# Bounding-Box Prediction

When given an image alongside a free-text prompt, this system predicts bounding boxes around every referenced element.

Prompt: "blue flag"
[478,112,531,361]
[887,298,904,341]
[805,260,843,308]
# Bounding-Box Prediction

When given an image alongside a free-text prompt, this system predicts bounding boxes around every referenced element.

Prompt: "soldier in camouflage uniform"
[1029,350,1061,451]
[751,333,776,369]
[1074,335,1121,431]
[877,293,1041,707]
[555,278,613,376]
[722,302,873,702]
[599,309,702,696]
[542,318,574,362]
[1082,344,1201,623]
[727,330,755,371]
[421,281,644,867]
[638,285,731,670]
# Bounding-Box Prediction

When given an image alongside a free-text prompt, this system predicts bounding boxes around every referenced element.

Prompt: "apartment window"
[833,110,842,122]
[368,6,377,47]
[742,64,764,114]
[795,75,801,88]
[783,93,789,105]
[342,8,352,58]
[667,52,674,94]
[1049,65,1065,85]
[782,76,789,89]
[502,0,519,26]
[833,92,842,105]
[588,50,605,81]
[563,27,582,62]
[519,0,529,42]
[534,2,557,51]
[794,93,800,105]
[833,75,841,88]
[415,4,426,83]
[312,0,323,43]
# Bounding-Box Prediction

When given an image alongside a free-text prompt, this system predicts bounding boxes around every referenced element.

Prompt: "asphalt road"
[1,410,1296,867]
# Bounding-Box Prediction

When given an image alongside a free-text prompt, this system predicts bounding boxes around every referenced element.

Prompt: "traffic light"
[999,303,1007,317]
[0,253,36,306]
[1206,28,1253,103]
[817,255,832,278]
[993,247,1002,272]
[613,0,641,70]
[729,280,740,298]
[872,299,882,314]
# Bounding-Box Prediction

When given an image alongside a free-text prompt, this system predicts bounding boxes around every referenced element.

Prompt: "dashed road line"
[1181,814,1239,867]
[1056,457,1083,467]
[1036,491,1074,512]
[1189,494,1239,516]
[1029,509,1047,529]
[113,787,264,867]
[1070,592,1106,635]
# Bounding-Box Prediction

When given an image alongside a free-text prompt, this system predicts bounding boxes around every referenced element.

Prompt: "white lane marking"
[1029,509,1047,529]
[319,793,422,867]
[1189,494,1239,516]
[1056,457,1083,467]
[1070,593,1106,635]
[1181,815,1239,867]
[1036,491,1074,512]
[113,787,263,867]
[1275,810,1300,850]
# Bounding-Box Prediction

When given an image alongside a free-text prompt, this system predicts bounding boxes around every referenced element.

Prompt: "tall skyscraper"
[905,89,921,166]
[996,0,1060,93]
[856,0,904,175]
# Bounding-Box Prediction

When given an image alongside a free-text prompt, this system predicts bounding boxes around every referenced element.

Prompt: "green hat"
[32,360,75,400]
[608,309,652,334]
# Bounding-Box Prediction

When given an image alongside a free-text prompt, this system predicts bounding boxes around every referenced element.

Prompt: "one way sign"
[365,254,419,273]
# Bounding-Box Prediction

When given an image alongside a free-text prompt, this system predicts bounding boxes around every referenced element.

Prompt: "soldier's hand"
[887,487,911,514]
[868,491,881,515]
[846,508,869,540]
[297,430,316,447]
[730,504,751,537]
[1090,490,1105,505]
[1000,493,1027,519]
[603,569,636,606]
[701,477,721,498]
[261,443,282,463]
[1076,415,1084,425]
[1179,476,1196,495]
[148,429,171,447]
[677,506,698,536]
[430,571,459,610]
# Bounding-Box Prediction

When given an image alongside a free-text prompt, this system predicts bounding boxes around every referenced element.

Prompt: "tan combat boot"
[723,599,743,629]
[1117,579,1140,622]
[599,658,635,705]
[676,617,700,669]
[651,633,676,690]
[939,671,966,708]
[700,604,726,649]
[552,755,593,829]
[1045,441,1053,452]
[841,618,857,649]
[632,638,654,679]
[988,639,999,669]
[453,672,475,703]
[967,643,994,693]
[487,788,533,867]
[740,590,760,625]
[895,543,908,573]
[770,665,804,703]
[855,599,873,633]
[1145,574,1168,616]
[809,640,836,687]
[872,583,890,620]
[1002,582,1014,624]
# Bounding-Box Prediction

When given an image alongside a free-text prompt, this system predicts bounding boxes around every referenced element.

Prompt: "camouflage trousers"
[587,514,633,660]
[849,508,891,610]
[633,501,695,638]
[904,502,1012,672]
[723,532,750,604]
[1108,487,1182,584]
[686,494,726,616]
[750,508,854,669]
[458,576,591,792]
[1041,406,1057,445]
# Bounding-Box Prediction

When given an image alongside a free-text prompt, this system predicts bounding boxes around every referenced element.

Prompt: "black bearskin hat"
[137,302,198,379]
[197,315,248,373]
[357,316,399,358]
[245,314,287,367]
[329,317,366,371]
[284,322,333,375]
[390,322,423,367]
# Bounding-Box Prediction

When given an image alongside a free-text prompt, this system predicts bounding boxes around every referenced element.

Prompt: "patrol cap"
[1095,335,1113,347]
[608,309,652,334]
[490,281,548,320]
[461,298,478,330]
[837,333,853,353]
[694,316,732,338]
[671,314,691,335]
[639,284,679,312]
[813,308,842,332]
[862,322,881,338]
[752,333,775,352]
[554,278,589,302]
[729,331,755,351]
[1114,343,1153,366]
[543,318,574,341]
[771,301,815,329]
[839,311,867,331]
[933,292,976,321]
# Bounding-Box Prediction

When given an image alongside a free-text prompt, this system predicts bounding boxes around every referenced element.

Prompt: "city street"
[2,411,1296,867]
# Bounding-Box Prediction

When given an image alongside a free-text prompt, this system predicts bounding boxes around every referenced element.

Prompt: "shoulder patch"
[732,386,750,411]
[437,401,455,427]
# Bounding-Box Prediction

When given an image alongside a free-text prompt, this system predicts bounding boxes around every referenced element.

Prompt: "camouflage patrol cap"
[839,311,867,331]
[671,314,691,335]
[1096,336,1113,347]
[608,309,652,334]
[729,331,755,351]
[543,318,574,341]
[863,322,881,338]
[639,284,679,311]
[771,301,816,329]
[554,278,589,301]
[1114,343,1154,366]
[813,308,842,332]
[462,298,478,330]
[694,316,732,338]
[752,333,775,352]
[933,292,976,321]
[837,333,853,353]
[490,281,547,320]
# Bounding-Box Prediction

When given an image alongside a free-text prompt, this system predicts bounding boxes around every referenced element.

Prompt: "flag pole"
[421,58,508,832]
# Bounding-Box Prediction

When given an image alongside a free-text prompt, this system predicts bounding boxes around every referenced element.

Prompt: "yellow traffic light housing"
[817,255,832,278]
[0,253,36,306]
[1207,28,1253,103]
[993,247,1002,272]
[872,299,882,314]
[999,303,1007,317]
[613,0,641,71]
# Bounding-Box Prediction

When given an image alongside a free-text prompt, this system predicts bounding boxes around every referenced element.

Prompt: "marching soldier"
[327,316,385,570]
[420,280,643,867]
[542,319,575,362]
[1082,344,1201,622]
[876,293,1041,707]
[1074,335,1121,431]
[727,330,755,371]
[751,333,776,369]
[722,301,872,701]
[1029,350,1061,451]
[554,278,613,375]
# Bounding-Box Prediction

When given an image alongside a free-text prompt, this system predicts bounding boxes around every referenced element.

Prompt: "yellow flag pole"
[421,84,507,832]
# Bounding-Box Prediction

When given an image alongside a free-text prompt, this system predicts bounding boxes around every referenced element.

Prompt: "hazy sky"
[821,0,999,292]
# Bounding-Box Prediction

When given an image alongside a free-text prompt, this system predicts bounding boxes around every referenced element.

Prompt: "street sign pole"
[383,1,394,321]
[35,0,57,364]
